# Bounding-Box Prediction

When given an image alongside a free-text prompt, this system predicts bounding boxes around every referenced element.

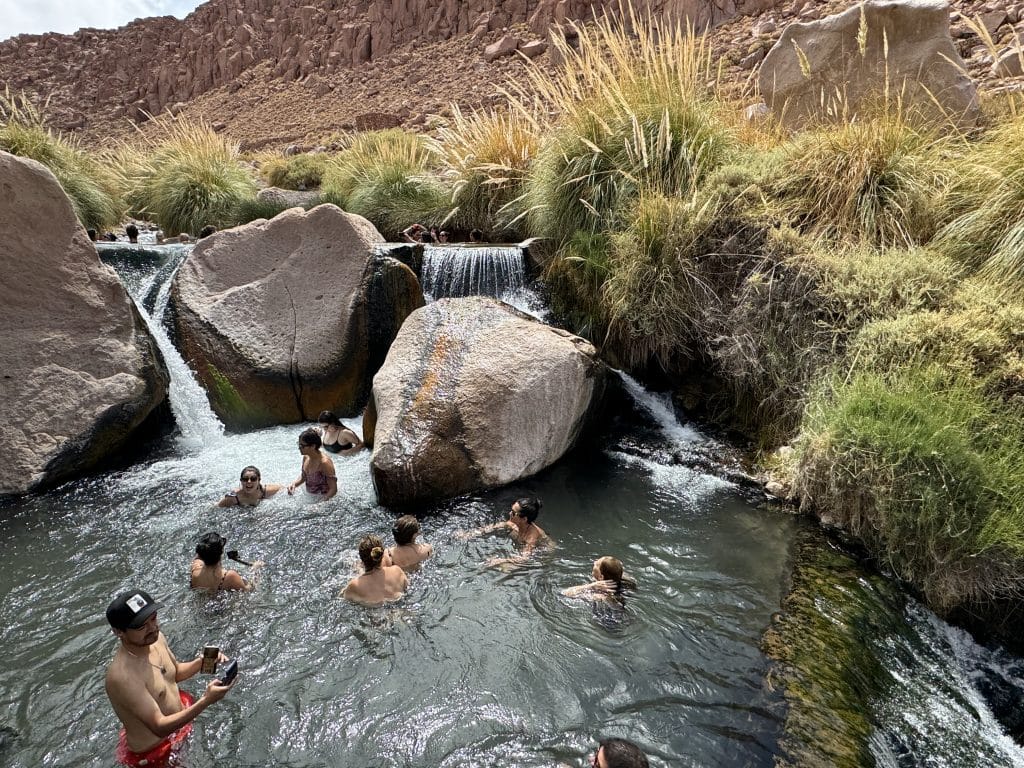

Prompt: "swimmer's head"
[298,427,322,450]
[240,466,261,483]
[358,535,386,571]
[511,496,541,523]
[317,410,343,428]
[196,532,226,565]
[595,737,649,768]
[593,556,624,583]
[392,515,420,546]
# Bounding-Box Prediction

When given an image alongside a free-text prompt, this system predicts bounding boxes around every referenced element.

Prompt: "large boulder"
[758,0,979,128]
[171,204,424,428]
[370,298,609,508]
[0,151,170,496]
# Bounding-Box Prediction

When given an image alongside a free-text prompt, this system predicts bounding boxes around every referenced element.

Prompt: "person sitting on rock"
[190,532,263,591]
[125,224,139,243]
[287,428,337,502]
[342,534,409,605]
[459,496,550,568]
[402,223,428,243]
[562,556,636,603]
[384,515,433,571]
[217,466,282,508]
[316,410,364,456]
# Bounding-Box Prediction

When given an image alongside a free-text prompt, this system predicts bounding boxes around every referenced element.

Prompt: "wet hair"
[86,228,97,241]
[598,737,649,768]
[195,532,226,566]
[358,534,386,571]
[125,223,139,241]
[239,465,261,481]
[299,427,322,449]
[596,556,624,584]
[392,515,420,546]
[514,496,542,523]
[198,225,216,238]
[317,410,344,428]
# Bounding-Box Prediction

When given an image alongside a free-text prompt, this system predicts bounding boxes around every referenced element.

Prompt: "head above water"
[298,427,322,450]
[240,465,261,482]
[595,737,649,768]
[317,411,343,428]
[358,534,386,571]
[106,589,162,631]
[196,531,226,565]
[469,228,483,243]
[594,556,624,584]
[512,496,541,524]
[125,223,139,242]
[392,515,420,546]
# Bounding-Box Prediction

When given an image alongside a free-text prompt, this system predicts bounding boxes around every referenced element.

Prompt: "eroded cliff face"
[0,0,778,140]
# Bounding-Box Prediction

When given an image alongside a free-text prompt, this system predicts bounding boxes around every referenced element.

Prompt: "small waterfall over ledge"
[98,243,224,448]
[420,243,527,300]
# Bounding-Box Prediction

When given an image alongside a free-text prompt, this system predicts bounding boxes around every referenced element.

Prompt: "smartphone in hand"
[201,646,219,675]
[218,659,238,685]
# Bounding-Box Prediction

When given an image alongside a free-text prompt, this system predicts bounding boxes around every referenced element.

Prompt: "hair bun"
[371,546,384,559]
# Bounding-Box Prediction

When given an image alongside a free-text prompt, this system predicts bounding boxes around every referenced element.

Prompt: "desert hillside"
[1,0,1022,151]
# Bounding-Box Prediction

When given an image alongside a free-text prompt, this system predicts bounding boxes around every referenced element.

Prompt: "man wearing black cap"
[104,589,233,767]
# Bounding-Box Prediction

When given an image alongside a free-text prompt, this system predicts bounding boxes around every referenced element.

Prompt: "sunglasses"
[241,476,259,482]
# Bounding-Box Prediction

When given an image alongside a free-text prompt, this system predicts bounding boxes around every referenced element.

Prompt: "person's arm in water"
[287,457,308,494]
[456,520,511,540]
[221,566,264,592]
[216,491,240,508]
[322,457,338,501]
[261,483,283,497]
[106,666,233,738]
[561,580,616,598]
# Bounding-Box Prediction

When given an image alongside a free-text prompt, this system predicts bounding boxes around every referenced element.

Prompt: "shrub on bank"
[794,366,1024,612]
[260,152,328,190]
[0,92,123,229]
[321,129,445,239]
[123,119,257,235]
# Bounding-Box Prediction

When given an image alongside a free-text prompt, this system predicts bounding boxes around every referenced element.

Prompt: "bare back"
[386,542,433,571]
[342,565,408,605]
[105,634,182,752]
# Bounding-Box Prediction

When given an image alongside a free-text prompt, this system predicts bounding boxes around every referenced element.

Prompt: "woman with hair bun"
[341,535,408,605]
[562,556,636,604]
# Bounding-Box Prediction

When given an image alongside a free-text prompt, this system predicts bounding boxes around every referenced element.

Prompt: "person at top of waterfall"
[125,223,139,243]
[562,556,636,603]
[104,588,234,768]
[198,225,216,239]
[402,223,430,243]
[342,534,409,605]
[190,532,263,591]
[458,496,550,568]
[384,515,433,571]
[287,427,337,501]
[469,228,485,243]
[87,228,98,242]
[438,229,450,243]
[316,410,364,456]
[217,465,283,508]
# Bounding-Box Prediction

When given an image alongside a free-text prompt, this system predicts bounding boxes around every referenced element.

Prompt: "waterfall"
[100,244,224,448]
[420,244,526,300]
[617,370,701,446]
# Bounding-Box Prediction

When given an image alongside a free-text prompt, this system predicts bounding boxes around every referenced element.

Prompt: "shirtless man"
[104,589,234,767]
[384,515,433,571]
[342,535,409,605]
[460,496,550,568]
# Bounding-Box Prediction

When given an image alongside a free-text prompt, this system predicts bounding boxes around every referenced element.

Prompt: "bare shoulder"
[322,456,337,473]
[223,570,246,590]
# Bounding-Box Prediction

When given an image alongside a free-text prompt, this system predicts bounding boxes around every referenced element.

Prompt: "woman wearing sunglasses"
[217,466,282,508]
[287,428,338,502]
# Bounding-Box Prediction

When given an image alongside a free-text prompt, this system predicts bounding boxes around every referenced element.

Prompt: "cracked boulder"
[0,151,169,495]
[171,204,424,429]
[370,298,610,508]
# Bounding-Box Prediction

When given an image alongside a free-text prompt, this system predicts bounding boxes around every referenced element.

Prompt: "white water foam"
[421,244,526,300]
[616,371,702,447]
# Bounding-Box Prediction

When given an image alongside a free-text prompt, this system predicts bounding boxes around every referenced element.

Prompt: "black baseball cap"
[106,589,163,631]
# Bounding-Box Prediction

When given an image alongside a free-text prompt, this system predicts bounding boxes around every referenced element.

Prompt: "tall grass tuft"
[773,113,950,248]
[513,9,735,241]
[123,118,257,235]
[321,129,445,239]
[936,119,1024,290]
[430,105,540,239]
[794,365,1024,611]
[0,90,123,229]
[259,152,328,190]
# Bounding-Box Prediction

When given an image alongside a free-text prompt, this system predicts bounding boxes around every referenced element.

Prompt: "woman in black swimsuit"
[217,466,283,508]
[189,532,263,591]
[316,411,364,456]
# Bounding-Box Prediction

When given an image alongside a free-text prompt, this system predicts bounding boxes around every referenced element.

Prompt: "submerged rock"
[171,204,423,428]
[370,297,609,507]
[0,151,169,496]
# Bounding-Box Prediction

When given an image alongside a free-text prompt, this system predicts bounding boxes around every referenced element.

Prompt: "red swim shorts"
[115,691,195,767]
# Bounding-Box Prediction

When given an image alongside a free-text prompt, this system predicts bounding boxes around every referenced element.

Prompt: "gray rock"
[759,0,980,129]
[0,151,169,496]
[993,48,1024,77]
[370,298,609,507]
[171,204,423,428]
[484,35,520,62]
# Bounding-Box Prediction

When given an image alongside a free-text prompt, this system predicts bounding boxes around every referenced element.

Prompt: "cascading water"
[98,244,224,448]
[420,244,527,301]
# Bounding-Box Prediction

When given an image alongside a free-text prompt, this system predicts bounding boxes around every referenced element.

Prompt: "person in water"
[104,589,234,767]
[460,496,550,567]
[590,737,650,768]
[125,223,139,243]
[217,465,282,507]
[384,515,433,571]
[287,428,338,501]
[190,532,263,591]
[562,556,635,603]
[342,534,409,605]
[316,411,364,456]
